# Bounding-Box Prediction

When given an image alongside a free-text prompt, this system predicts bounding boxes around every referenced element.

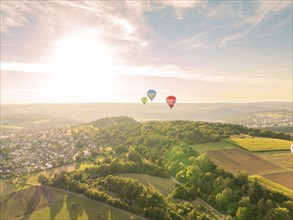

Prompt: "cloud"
[176,0,292,48]
[0,1,32,33]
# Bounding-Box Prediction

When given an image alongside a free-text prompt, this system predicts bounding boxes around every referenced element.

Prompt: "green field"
[191,141,237,153]
[250,175,293,199]
[117,173,176,197]
[226,137,292,152]
[0,186,139,220]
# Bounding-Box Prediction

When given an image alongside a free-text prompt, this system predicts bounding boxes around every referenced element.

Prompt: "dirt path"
[170,176,224,219]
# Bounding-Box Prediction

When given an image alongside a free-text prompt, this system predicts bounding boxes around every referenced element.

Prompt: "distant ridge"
[1,102,291,123]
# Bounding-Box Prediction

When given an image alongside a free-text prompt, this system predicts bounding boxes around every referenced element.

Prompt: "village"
[228,111,292,129]
[0,127,96,179]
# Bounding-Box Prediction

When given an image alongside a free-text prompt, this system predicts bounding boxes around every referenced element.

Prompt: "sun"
[47,33,117,102]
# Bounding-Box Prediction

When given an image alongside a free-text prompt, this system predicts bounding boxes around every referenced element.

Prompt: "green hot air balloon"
[141,97,148,105]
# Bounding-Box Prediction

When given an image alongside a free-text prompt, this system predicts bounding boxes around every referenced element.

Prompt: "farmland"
[205,148,285,176]
[257,152,293,170]
[0,186,139,220]
[250,175,293,199]
[226,137,292,152]
[191,141,237,153]
[262,171,293,190]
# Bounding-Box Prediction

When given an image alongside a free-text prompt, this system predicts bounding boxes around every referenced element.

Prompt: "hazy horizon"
[1,1,292,104]
[1,100,292,105]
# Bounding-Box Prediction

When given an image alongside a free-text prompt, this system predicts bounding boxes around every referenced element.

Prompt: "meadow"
[191,141,237,153]
[117,173,176,197]
[0,186,140,220]
[226,137,292,152]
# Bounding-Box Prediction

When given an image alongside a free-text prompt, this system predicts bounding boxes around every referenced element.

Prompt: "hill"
[2,116,293,220]
[225,111,292,132]
[2,102,291,122]
[1,113,80,129]
[0,185,138,220]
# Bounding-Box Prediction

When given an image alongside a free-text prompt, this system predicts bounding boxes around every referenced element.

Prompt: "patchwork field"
[191,141,237,153]
[262,171,293,190]
[206,148,285,176]
[257,152,293,170]
[0,186,138,220]
[226,137,292,152]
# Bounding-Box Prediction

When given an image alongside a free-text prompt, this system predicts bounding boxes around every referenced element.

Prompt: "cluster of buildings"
[228,112,292,128]
[0,127,96,179]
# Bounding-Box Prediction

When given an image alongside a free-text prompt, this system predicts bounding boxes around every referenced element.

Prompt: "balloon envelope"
[147,90,157,102]
[141,97,148,105]
[166,95,176,109]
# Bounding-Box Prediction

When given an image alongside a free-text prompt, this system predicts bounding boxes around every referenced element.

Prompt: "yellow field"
[257,152,293,170]
[250,175,293,199]
[226,137,292,152]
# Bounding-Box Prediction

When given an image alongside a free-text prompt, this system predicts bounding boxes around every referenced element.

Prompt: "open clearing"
[257,152,293,170]
[117,173,176,197]
[191,141,237,153]
[262,171,293,190]
[226,137,292,152]
[206,148,285,176]
[0,186,138,220]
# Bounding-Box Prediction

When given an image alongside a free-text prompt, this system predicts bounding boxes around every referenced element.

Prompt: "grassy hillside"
[0,186,138,220]
[226,137,292,152]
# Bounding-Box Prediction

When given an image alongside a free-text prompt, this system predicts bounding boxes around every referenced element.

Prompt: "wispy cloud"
[0,1,32,33]
[176,0,292,48]
[1,61,289,88]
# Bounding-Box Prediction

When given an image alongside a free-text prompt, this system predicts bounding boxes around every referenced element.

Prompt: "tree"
[272,207,290,220]
[236,207,252,220]
[37,174,48,185]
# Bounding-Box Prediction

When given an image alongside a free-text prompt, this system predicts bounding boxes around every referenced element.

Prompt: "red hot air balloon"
[166,96,176,110]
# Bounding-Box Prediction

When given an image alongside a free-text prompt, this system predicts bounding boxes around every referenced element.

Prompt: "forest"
[39,117,293,220]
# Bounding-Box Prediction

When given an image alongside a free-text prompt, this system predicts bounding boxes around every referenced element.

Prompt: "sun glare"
[47,33,117,102]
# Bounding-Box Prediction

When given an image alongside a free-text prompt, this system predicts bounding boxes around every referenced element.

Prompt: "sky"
[1,0,292,104]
